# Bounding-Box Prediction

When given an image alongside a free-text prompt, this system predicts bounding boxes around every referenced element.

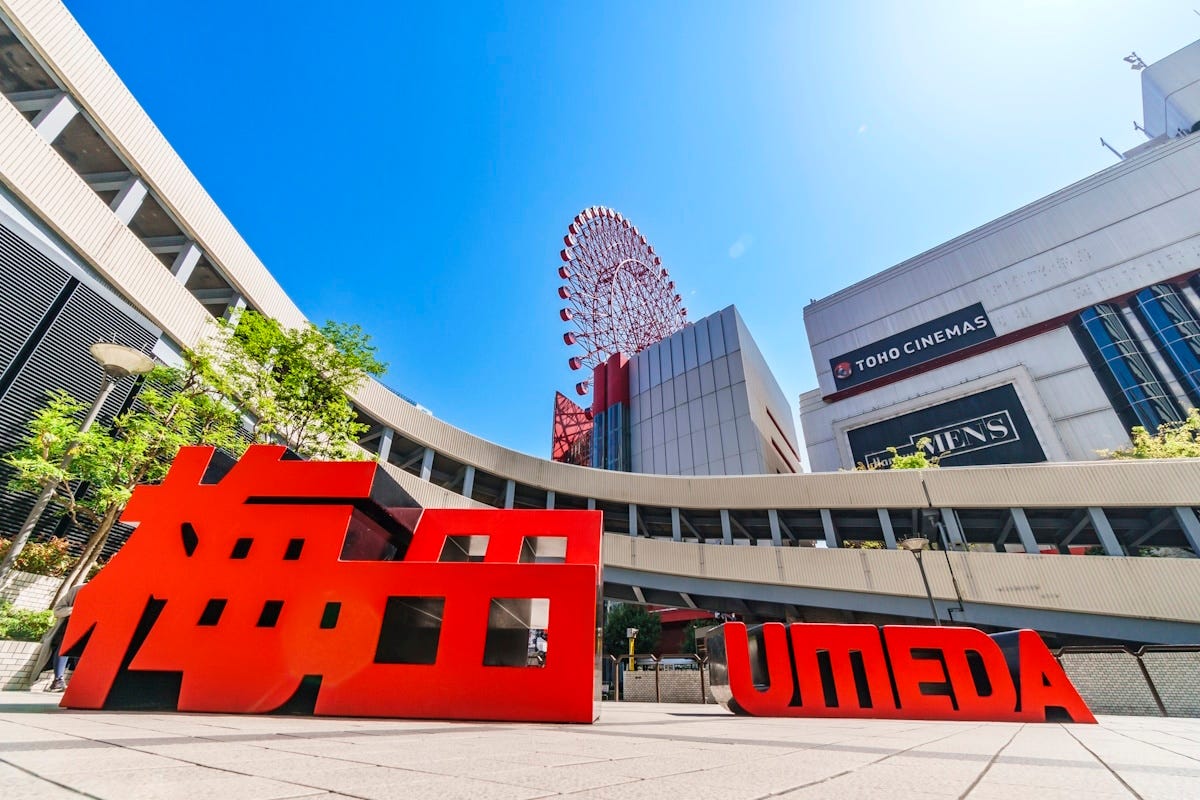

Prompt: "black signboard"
[829,303,995,390]
[846,384,1046,469]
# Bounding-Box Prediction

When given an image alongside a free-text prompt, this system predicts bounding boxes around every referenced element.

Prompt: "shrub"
[0,536,74,576]
[0,600,55,642]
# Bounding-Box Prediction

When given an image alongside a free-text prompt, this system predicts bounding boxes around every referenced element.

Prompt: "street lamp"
[0,342,155,584]
[899,536,940,626]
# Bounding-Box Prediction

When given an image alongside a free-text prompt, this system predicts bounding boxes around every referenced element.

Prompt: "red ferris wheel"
[557,206,688,400]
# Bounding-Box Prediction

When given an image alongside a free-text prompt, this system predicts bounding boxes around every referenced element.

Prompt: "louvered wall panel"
[0,223,69,374]
[0,230,156,550]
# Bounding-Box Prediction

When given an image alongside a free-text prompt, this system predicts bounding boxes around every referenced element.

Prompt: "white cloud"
[728,234,754,259]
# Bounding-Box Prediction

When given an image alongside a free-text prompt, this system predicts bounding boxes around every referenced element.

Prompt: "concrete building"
[3,1,1200,644]
[628,306,800,476]
[800,40,1200,473]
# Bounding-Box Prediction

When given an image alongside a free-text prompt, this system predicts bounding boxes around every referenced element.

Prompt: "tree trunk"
[50,504,120,608]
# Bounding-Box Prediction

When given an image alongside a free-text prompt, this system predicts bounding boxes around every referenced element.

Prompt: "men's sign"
[829,303,995,390]
[848,384,1046,469]
[707,622,1095,723]
[59,445,603,723]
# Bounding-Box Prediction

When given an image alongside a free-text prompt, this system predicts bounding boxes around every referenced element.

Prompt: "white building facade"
[801,41,1200,472]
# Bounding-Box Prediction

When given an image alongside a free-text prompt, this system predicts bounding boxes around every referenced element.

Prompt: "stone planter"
[1,570,61,611]
[0,638,43,690]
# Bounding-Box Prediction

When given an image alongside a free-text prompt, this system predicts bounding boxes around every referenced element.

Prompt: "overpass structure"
[1,1,1199,647]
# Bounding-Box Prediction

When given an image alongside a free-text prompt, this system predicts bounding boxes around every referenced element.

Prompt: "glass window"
[1072,304,1183,432]
[1131,284,1200,408]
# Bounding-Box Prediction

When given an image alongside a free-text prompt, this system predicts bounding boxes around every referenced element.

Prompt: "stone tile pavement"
[1,692,1198,799]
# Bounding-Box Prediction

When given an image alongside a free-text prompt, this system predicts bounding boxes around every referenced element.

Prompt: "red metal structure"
[59,445,603,723]
[551,391,593,466]
[557,206,688,401]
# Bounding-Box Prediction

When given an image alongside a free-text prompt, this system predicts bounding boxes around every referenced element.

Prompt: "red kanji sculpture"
[59,445,603,723]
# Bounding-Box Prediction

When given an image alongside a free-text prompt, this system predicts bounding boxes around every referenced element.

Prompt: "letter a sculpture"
[59,445,603,723]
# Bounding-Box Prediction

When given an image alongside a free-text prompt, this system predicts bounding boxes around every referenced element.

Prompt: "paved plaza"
[0,692,1198,799]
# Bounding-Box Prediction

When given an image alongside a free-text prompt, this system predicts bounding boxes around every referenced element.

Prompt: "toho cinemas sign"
[829,303,995,391]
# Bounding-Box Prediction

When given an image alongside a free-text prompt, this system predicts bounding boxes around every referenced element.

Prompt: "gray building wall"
[630,306,799,476]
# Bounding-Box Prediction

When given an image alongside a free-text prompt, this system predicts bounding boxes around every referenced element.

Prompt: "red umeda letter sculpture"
[708,622,1095,723]
[59,445,603,723]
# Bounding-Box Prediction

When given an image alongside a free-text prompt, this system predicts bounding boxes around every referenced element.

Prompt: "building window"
[1072,304,1183,432]
[1131,284,1200,408]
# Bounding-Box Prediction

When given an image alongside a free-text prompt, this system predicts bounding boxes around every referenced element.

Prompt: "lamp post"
[0,343,155,585]
[899,536,940,626]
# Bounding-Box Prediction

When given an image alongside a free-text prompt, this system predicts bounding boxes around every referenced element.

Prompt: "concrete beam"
[768,509,782,547]
[1009,508,1040,554]
[80,170,134,192]
[7,88,62,113]
[820,508,838,548]
[170,241,202,284]
[876,508,898,550]
[31,92,78,142]
[461,465,475,500]
[377,428,394,464]
[1088,507,1125,556]
[110,176,147,225]
[1173,506,1200,556]
[142,235,188,254]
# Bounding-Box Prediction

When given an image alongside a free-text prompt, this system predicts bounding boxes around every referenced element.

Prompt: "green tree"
[1,312,387,597]
[204,312,386,460]
[3,351,245,598]
[1104,408,1200,459]
[603,603,662,657]
[856,437,940,470]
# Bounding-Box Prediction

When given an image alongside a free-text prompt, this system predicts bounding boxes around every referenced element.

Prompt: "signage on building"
[707,622,1095,723]
[59,445,603,723]
[847,384,1046,468]
[829,303,995,390]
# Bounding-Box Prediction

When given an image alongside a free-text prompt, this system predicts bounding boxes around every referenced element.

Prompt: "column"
[876,508,898,550]
[1088,506,1125,556]
[377,428,394,464]
[32,93,78,143]
[1009,508,1040,554]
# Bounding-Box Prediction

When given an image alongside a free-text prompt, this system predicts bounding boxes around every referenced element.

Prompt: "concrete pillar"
[768,509,782,547]
[819,508,838,548]
[629,504,638,537]
[1173,506,1200,556]
[720,509,733,544]
[1088,506,1125,556]
[587,498,595,511]
[876,508,897,550]
[170,241,202,284]
[32,93,79,143]
[224,295,246,326]
[377,428,394,464]
[110,177,147,225]
[671,508,682,542]
[546,491,555,510]
[461,465,475,500]
[504,479,515,509]
[419,448,434,482]
[1009,508,1040,554]
[939,508,967,549]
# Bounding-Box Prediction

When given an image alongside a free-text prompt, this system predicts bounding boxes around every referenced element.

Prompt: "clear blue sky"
[67,1,1200,459]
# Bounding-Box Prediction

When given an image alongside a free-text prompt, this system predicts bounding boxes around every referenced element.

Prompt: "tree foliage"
[603,603,662,657]
[855,437,940,470]
[1104,408,1200,459]
[1,311,386,598]
[203,312,386,460]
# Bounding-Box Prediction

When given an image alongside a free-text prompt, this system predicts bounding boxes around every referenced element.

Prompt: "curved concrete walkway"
[1,692,1197,799]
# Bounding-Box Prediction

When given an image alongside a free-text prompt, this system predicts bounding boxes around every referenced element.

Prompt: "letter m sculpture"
[59,445,603,723]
